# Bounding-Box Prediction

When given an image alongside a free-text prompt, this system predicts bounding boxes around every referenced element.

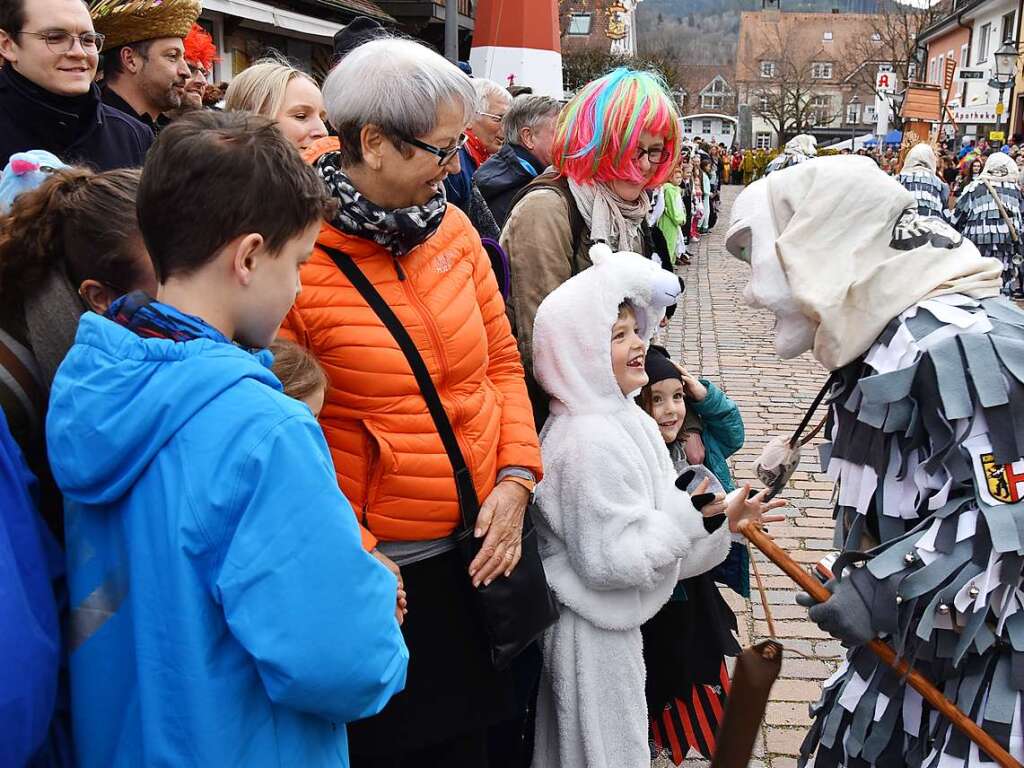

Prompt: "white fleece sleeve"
[538,435,711,593]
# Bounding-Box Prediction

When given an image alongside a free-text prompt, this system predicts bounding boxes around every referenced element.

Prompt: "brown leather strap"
[748,543,776,638]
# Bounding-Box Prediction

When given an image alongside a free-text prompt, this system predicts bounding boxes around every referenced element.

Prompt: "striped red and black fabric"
[650,660,731,764]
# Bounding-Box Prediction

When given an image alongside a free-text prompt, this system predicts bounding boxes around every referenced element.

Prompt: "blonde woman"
[224,57,327,151]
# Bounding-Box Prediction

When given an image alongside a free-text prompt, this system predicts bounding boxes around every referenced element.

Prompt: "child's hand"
[724,484,787,533]
[683,431,706,465]
[673,363,708,401]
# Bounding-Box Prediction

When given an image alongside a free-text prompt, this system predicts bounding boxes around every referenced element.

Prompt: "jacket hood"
[725,155,1002,370]
[46,312,280,505]
[474,143,537,197]
[533,244,681,414]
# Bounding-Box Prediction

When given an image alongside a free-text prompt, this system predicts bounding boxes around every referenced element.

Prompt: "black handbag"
[321,245,559,670]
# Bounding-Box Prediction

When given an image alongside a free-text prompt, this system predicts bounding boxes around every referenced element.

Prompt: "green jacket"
[656,182,686,263]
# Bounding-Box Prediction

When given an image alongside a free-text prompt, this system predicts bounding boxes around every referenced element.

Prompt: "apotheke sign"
[953,106,998,122]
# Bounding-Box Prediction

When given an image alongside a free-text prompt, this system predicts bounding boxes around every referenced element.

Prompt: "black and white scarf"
[316,152,447,257]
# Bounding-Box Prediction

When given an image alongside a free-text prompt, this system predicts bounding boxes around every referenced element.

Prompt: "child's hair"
[0,167,146,322]
[224,55,316,118]
[552,67,680,188]
[137,110,337,281]
[270,339,329,402]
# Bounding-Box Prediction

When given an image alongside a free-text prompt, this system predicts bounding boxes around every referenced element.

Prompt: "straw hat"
[91,0,203,50]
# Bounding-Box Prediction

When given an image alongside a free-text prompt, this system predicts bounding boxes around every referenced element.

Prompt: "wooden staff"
[737,520,1023,768]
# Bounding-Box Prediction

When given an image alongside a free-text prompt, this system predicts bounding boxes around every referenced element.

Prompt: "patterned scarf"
[464,130,493,169]
[107,291,233,345]
[567,179,650,253]
[315,151,446,257]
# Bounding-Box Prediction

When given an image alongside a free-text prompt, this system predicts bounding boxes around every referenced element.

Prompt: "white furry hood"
[532,244,681,414]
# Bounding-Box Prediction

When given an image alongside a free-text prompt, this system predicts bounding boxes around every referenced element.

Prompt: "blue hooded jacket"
[46,308,408,767]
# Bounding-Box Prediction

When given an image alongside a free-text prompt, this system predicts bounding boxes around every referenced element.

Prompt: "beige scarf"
[567,179,650,253]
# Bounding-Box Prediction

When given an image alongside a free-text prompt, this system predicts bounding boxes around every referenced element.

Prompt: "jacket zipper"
[398,271,477,486]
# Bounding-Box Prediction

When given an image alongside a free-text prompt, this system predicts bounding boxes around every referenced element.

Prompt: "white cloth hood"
[784,134,817,158]
[979,151,1019,183]
[902,143,937,174]
[726,155,1002,370]
[533,243,681,413]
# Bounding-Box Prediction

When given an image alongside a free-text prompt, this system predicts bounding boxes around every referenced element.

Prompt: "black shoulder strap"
[507,170,585,276]
[320,245,479,531]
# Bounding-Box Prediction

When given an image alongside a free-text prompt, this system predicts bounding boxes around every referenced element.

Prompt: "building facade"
[734,6,884,149]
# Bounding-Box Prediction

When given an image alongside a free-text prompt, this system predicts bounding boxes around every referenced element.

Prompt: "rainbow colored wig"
[553,68,680,188]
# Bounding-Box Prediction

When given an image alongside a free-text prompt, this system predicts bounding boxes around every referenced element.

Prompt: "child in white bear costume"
[530,244,783,768]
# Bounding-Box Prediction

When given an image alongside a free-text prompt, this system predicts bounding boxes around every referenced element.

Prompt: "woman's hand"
[469,480,530,588]
[372,549,408,625]
[723,484,787,533]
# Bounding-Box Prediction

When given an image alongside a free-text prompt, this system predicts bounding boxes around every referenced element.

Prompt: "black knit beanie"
[644,345,683,387]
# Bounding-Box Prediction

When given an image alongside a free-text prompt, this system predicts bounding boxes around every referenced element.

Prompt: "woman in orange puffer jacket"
[277,39,542,768]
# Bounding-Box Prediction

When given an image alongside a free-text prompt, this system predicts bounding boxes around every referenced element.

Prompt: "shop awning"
[203,0,344,40]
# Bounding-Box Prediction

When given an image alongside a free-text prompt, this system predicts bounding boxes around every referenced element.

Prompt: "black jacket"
[102,85,172,134]
[0,65,153,171]
[475,142,543,227]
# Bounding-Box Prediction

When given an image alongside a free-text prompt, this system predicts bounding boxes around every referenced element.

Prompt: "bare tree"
[738,24,840,143]
[839,0,950,128]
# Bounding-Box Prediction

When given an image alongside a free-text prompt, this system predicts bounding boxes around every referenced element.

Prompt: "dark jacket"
[442,144,476,212]
[475,142,543,227]
[102,85,172,134]
[0,65,153,171]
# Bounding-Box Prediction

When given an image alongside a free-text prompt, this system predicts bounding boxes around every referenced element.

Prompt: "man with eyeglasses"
[166,23,216,119]
[91,0,199,134]
[0,0,154,171]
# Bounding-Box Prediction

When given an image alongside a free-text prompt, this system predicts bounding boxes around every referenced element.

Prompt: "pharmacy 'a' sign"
[876,70,898,93]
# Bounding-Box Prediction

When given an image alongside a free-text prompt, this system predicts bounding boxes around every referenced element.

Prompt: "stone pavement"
[655,184,840,768]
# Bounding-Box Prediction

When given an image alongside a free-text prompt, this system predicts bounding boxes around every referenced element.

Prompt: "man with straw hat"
[91,0,200,132]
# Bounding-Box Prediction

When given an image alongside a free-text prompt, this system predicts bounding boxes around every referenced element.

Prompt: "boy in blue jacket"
[45,111,408,768]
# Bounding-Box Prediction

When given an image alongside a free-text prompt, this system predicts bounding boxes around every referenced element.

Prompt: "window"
[846,102,861,124]
[929,57,937,83]
[702,93,724,109]
[865,104,877,122]
[871,31,881,42]
[938,55,945,84]
[755,131,772,149]
[811,62,833,79]
[567,13,592,35]
[977,22,991,64]
[722,122,733,134]
[823,31,833,41]
[757,93,770,112]
[961,43,969,68]
[702,119,713,134]
[760,60,776,78]
[682,119,692,133]
[1002,11,1016,43]
[810,94,831,125]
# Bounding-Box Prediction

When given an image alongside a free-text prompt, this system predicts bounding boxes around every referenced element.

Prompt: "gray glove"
[796,570,875,647]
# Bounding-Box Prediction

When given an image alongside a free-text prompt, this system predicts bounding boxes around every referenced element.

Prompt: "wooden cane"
[737,520,1023,768]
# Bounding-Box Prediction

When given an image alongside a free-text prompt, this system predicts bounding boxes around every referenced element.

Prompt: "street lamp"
[848,94,861,150]
[990,40,1020,126]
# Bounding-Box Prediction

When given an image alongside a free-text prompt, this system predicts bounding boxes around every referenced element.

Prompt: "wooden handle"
[738,521,1023,768]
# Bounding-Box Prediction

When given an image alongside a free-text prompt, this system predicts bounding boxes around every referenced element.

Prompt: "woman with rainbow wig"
[500,67,680,424]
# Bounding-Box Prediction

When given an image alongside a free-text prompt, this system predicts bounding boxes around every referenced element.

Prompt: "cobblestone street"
[657,184,839,768]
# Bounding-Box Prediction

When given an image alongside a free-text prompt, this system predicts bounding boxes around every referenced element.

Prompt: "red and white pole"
[469,0,563,98]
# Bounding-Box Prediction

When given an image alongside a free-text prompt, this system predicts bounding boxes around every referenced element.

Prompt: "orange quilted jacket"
[280,147,542,549]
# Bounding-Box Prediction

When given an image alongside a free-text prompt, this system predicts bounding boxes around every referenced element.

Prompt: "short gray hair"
[504,95,560,145]
[472,77,512,113]
[322,38,476,165]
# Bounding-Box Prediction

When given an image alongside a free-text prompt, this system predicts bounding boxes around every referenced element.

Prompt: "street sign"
[991,131,1006,141]
[956,69,986,81]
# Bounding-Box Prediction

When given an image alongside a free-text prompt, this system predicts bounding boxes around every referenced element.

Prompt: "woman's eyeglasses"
[400,133,468,167]
[635,146,673,165]
[20,30,105,53]
[478,111,506,124]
